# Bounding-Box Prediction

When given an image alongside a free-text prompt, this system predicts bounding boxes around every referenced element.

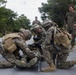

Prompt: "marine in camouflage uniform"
[32,16,41,25]
[30,24,46,56]
[41,19,76,72]
[0,28,38,68]
[65,4,76,47]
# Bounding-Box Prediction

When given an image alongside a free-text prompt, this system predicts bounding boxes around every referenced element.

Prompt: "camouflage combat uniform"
[32,20,41,25]
[42,26,75,69]
[31,24,46,55]
[41,19,76,72]
[0,29,38,68]
[33,27,46,46]
[65,11,76,46]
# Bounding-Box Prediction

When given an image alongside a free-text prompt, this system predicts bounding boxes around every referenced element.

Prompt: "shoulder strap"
[51,28,61,52]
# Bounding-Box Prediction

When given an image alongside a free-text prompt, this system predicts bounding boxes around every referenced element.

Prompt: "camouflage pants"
[15,57,38,68]
[42,45,74,69]
[0,50,16,68]
[71,35,76,47]
[71,29,76,47]
[67,28,76,47]
[56,53,74,69]
[42,45,55,64]
[0,61,14,68]
[71,28,76,47]
[15,49,40,68]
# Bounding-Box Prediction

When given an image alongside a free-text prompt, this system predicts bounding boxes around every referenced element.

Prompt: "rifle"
[33,37,41,42]
[38,56,42,71]
[33,37,43,55]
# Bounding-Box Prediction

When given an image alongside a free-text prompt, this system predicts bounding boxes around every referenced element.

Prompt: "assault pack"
[54,28,72,48]
[2,33,22,53]
[51,27,72,52]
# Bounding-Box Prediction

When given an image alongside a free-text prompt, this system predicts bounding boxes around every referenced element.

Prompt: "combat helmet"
[20,28,32,40]
[30,24,41,31]
[42,19,53,28]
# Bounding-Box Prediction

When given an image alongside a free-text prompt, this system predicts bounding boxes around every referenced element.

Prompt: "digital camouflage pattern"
[65,11,76,32]
[42,25,75,70]
[32,20,41,25]
[31,24,46,55]
[65,11,76,46]
[33,27,46,46]
[0,30,38,68]
[32,16,41,25]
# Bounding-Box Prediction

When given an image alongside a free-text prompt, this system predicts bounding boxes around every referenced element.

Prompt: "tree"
[0,7,31,35]
[0,0,7,7]
[14,14,31,31]
[39,0,76,27]
[0,0,31,36]
[0,7,17,35]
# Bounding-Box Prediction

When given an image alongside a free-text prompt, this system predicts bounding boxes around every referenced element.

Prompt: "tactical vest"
[54,28,72,48]
[2,33,22,53]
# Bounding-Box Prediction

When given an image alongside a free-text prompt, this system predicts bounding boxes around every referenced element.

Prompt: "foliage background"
[0,0,31,36]
[39,0,76,27]
[0,0,76,36]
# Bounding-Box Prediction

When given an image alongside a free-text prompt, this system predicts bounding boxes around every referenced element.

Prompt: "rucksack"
[54,28,72,48]
[2,33,22,53]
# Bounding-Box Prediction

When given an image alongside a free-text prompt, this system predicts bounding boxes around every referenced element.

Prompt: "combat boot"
[41,63,56,72]
[15,60,27,67]
[27,57,38,67]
